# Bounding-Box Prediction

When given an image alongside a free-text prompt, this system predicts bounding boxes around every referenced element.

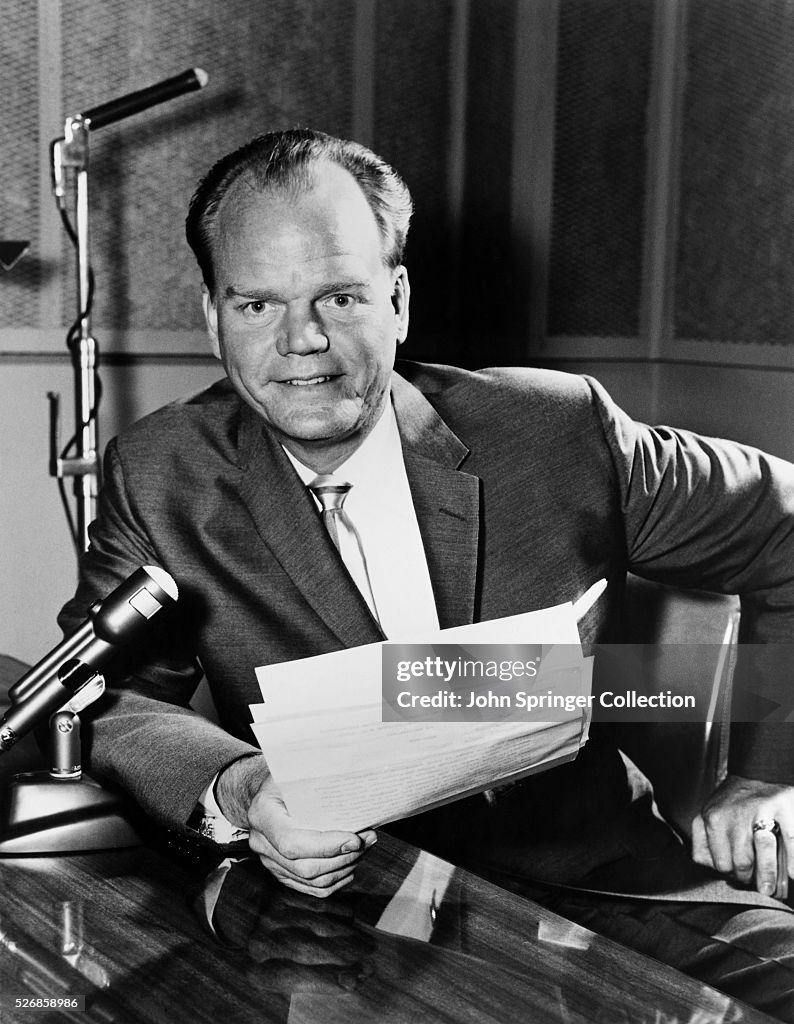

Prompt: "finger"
[776,814,794,881]
[250,827,377,882]
[274,827,377,862]
[690,814,715,870]
[278,828,369,860]
[756,806,794,893]
[250,837,366,883]
[776,841,789,900]
[702,808,752,880]
[696,813,739,876]
[253,846,360,892]
[753,827,780,896]
[249,792,376,863]
[274,861,357,890]
[268,869,356,899]
[726,827,755,885]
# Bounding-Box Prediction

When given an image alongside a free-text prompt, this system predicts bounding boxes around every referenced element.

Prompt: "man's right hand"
[215,754,377,897]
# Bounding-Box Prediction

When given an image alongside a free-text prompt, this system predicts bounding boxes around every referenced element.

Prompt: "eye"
[327,293,355,309]
[244,300,269,315]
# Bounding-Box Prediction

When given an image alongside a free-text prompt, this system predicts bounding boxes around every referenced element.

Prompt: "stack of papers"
[250,594,598,832]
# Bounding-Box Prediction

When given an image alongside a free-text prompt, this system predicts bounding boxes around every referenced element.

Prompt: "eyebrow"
[224,280,371,301]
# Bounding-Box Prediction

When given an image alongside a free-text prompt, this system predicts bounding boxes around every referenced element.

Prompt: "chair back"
[614,575,740,836]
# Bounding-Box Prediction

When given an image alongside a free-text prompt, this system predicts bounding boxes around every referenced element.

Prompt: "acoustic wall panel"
[547,0,652,339]
[59,0,357,335]
[675,0,794,344]
[458,0,518,363]
[1,1,41,326]
[373,0,456,356]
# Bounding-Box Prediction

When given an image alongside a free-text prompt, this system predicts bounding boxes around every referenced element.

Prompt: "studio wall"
[2,0,794,662]
[539,0,794,453]
[1,0,476,660]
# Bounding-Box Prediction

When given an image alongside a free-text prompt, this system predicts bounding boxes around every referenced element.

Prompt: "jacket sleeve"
[57,439,260,828]
[586,376,794,782]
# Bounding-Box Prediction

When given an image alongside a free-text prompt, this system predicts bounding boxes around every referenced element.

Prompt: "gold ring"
[752,819,778,834]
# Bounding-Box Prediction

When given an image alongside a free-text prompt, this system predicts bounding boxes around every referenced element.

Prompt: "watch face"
[199,817,217,841]
[199,815,249,846]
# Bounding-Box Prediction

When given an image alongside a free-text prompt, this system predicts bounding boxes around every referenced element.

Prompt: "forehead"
[212,162,384,280]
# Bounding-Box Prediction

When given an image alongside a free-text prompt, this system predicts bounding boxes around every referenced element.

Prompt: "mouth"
[281,375,336,387]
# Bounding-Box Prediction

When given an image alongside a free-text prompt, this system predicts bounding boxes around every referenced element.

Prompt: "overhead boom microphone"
[1,566,178,753]
[78,67,208,130]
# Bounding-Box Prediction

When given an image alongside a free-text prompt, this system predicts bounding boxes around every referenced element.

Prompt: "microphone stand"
[0,674,140,854]
[51,116,99,554]
[0,567,177,854]
[48,69,207,555]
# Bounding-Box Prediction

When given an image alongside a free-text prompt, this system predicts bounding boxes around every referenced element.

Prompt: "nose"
[275,305,329,357]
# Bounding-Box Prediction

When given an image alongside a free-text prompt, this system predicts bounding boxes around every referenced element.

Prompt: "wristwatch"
[196,813,249,845]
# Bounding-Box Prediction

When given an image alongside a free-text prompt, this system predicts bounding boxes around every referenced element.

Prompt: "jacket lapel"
[233,371,482,642]
[391,375,481,629]
[236,405,383,650]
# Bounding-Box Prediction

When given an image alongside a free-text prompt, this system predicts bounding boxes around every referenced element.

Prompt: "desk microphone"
[0,566,178,753]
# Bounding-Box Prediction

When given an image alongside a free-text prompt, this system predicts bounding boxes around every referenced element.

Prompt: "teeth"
[285,376,331,386]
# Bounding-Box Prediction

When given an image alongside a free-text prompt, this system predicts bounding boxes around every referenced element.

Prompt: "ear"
[391,266,410,345]
[202,285,221,360]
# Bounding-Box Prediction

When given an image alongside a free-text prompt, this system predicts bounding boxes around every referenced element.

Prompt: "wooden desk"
[0,830,775,1024]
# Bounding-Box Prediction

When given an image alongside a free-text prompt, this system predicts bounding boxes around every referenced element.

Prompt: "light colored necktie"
[309,475,380,623]
[309,477,351,552]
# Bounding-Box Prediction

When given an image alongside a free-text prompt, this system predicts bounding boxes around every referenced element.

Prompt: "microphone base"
[0,771,141,854]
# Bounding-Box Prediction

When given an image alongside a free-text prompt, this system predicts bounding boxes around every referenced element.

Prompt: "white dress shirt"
[285,399,440,639]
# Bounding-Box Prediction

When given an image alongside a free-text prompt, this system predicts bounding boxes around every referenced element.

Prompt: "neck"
[279,403,392,474]
[279,430,368,474]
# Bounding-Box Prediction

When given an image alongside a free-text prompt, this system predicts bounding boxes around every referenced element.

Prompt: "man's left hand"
[691,773,794,898]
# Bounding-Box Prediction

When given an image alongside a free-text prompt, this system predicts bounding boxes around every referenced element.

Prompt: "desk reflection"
[195,851,584,1023]
[195,846,746,1024]
[0,835,772,1024]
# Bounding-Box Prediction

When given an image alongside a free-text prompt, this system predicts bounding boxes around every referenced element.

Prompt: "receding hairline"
[204,157,395,268]
[214,158,365,217]
[187,129,414,294]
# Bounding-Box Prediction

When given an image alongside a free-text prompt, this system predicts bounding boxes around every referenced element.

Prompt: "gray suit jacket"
[59,361,794,882]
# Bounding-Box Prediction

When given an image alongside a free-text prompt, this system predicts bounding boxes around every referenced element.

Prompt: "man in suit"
[60,129,794,1015]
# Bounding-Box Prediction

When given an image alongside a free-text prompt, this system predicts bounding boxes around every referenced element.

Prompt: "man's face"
[202,162,410,471]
